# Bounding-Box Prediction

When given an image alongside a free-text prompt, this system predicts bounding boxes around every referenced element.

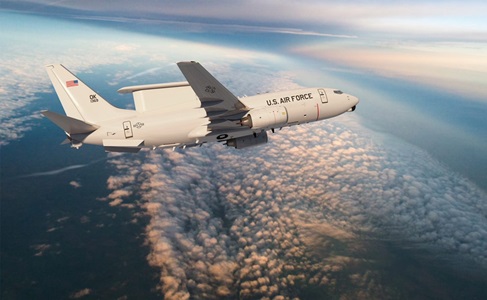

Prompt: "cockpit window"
[333,90,343,94]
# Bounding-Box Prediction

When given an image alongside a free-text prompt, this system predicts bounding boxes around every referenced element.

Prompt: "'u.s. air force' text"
[266,93,313,106]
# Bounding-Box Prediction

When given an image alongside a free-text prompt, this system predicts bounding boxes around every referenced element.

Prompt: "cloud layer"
[15,0,487,39]
[293,41,487,100]
[105,119,487,299]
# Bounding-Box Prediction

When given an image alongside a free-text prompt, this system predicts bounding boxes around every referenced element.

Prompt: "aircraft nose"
[347,95,359,112]
[349,95,359,105]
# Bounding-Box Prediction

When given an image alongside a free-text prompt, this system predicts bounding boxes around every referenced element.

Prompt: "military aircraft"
[42,62,359,152]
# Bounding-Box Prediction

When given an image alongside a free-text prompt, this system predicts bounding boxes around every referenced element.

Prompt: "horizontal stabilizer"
[42,110,99,134]
[60,138,71,145]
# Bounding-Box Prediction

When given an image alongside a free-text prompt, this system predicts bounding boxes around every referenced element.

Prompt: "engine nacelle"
[226,131,268,149]
[241,106,288,130]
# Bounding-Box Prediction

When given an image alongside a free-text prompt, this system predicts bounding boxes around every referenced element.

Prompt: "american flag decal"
[66,80,79,87]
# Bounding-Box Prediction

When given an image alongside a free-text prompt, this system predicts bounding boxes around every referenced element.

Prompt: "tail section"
[45,64,132,123]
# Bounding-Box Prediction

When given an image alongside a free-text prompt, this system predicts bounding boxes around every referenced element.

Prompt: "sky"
[1,1,487,299]
[5,0,486,187]
[11,0,487,33]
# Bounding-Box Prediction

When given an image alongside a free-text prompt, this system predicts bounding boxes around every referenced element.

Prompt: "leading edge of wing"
[177,61,248,115]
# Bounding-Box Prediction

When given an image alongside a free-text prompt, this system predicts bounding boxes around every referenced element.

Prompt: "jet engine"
[240,106,288,130]
[226,131,268,149]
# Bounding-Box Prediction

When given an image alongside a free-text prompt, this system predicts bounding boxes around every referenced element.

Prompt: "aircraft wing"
[177,62,249,131]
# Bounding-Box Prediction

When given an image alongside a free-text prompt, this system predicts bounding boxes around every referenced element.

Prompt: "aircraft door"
[123,121,133,138]
[318,89,328,103]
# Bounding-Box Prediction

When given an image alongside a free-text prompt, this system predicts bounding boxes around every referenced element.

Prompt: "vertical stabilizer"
[45,64,133,123]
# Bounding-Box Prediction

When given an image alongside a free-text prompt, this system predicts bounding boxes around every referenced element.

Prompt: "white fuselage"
[77,87,358,149]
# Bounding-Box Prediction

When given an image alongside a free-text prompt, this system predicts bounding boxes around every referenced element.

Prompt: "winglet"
[41,110,99,134]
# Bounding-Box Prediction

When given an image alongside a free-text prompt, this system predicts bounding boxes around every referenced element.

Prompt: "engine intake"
[241,106,288,129]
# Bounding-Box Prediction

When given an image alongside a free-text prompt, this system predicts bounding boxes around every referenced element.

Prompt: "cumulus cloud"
[31,243,52,256]
[104,119,487,299]
[69,181,82,188]
[69,288,92,299]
